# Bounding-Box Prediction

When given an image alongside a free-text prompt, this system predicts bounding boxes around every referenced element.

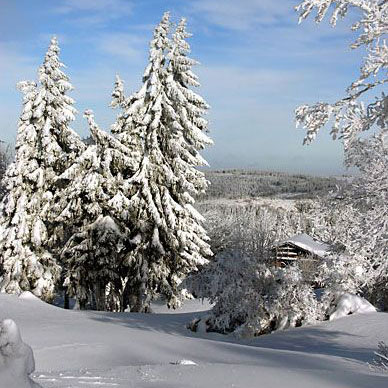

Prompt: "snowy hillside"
[0,293,387,388]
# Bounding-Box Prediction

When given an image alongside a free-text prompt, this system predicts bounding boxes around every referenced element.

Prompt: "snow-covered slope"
[0,293,387,387]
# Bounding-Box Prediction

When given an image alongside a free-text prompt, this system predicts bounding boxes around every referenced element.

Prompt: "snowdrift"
[0,293,387,387]
[0,318,41,388]
[330,293,377,320]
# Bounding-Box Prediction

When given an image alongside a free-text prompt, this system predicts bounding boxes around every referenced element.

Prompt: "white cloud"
[191,0,294,30]
[0,43,37,88]
[0,44,39,141]
[56,0,133,15]
[55,0,133,26]
[96,32,147,62]
[198,65,324,109]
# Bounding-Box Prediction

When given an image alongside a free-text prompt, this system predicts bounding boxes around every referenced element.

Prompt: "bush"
[372,341,388,372]
[187,254,320,337]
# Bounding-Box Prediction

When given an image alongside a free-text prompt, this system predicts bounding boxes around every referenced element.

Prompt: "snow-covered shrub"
[373,341,388,372]
[316,254,368,316]
[0,319,41,388]
[188,254,320,336]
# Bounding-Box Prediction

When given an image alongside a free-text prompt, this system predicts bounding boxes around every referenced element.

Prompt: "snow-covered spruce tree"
[0,141,12,201]
[36,37,86,248]
[57,110,136,311]
[115,13,212,312]
[0,37,84,301]
[110,74,145,173]
[62,215,125,311]
[110,74,126,109]
[166,17,213,169]
[0,81,59,299]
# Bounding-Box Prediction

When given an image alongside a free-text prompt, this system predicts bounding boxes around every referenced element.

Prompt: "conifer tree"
[0,141,11,201]
[0,81,59,299]
[0,37,84,301]
[110,74,126,109]
[57,110,135,310]
[119,13,213,311]
[36,37,86,248]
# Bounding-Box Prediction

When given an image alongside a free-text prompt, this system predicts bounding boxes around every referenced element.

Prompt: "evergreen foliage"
[113,13,213,311]
[55,110,133,310]
[41,14,214,312]
[0,37,84,301]
[0,142,12,201]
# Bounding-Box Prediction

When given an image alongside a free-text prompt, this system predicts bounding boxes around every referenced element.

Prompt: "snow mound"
[170,359,197,365]
[19,291,42,302]
[330,293,376,321]
[0,319,41,388]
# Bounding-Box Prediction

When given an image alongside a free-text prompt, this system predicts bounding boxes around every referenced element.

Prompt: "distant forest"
[200,169,344,200]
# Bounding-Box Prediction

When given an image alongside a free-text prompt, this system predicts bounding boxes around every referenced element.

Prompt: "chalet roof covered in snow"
[276,233,332,258]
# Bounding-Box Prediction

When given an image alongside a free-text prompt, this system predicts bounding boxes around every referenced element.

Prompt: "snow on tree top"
[277,233,332,258]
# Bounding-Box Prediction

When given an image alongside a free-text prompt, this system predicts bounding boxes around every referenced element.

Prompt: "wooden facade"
[272,234,330,268]
[273,243,317,267]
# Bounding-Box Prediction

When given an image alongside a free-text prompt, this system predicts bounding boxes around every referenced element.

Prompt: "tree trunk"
[64,291,69,309]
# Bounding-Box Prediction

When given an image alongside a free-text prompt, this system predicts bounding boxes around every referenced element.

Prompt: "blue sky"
[0,0,361,175]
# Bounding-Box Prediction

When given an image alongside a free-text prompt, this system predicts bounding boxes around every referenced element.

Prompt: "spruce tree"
[110,74,126,109]
[0,81,58,299]
[119,13,213,311]
[37,37,86,248]
[57,110,135,310]
[0,141,11,201]
[0,37,84,301]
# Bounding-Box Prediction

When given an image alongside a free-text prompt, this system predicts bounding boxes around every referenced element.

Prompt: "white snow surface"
[18,291,44,302]
[330,293,377,321]
[0,293,387,387]
[279,233,332,257]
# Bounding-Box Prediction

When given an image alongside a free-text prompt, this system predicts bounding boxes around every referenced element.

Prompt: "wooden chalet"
[272,233,331,267]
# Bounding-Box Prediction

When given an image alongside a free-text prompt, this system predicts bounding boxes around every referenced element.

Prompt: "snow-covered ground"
[0,293,387,388]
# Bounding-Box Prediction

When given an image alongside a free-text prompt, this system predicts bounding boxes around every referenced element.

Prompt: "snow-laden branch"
[295,0,387,160]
